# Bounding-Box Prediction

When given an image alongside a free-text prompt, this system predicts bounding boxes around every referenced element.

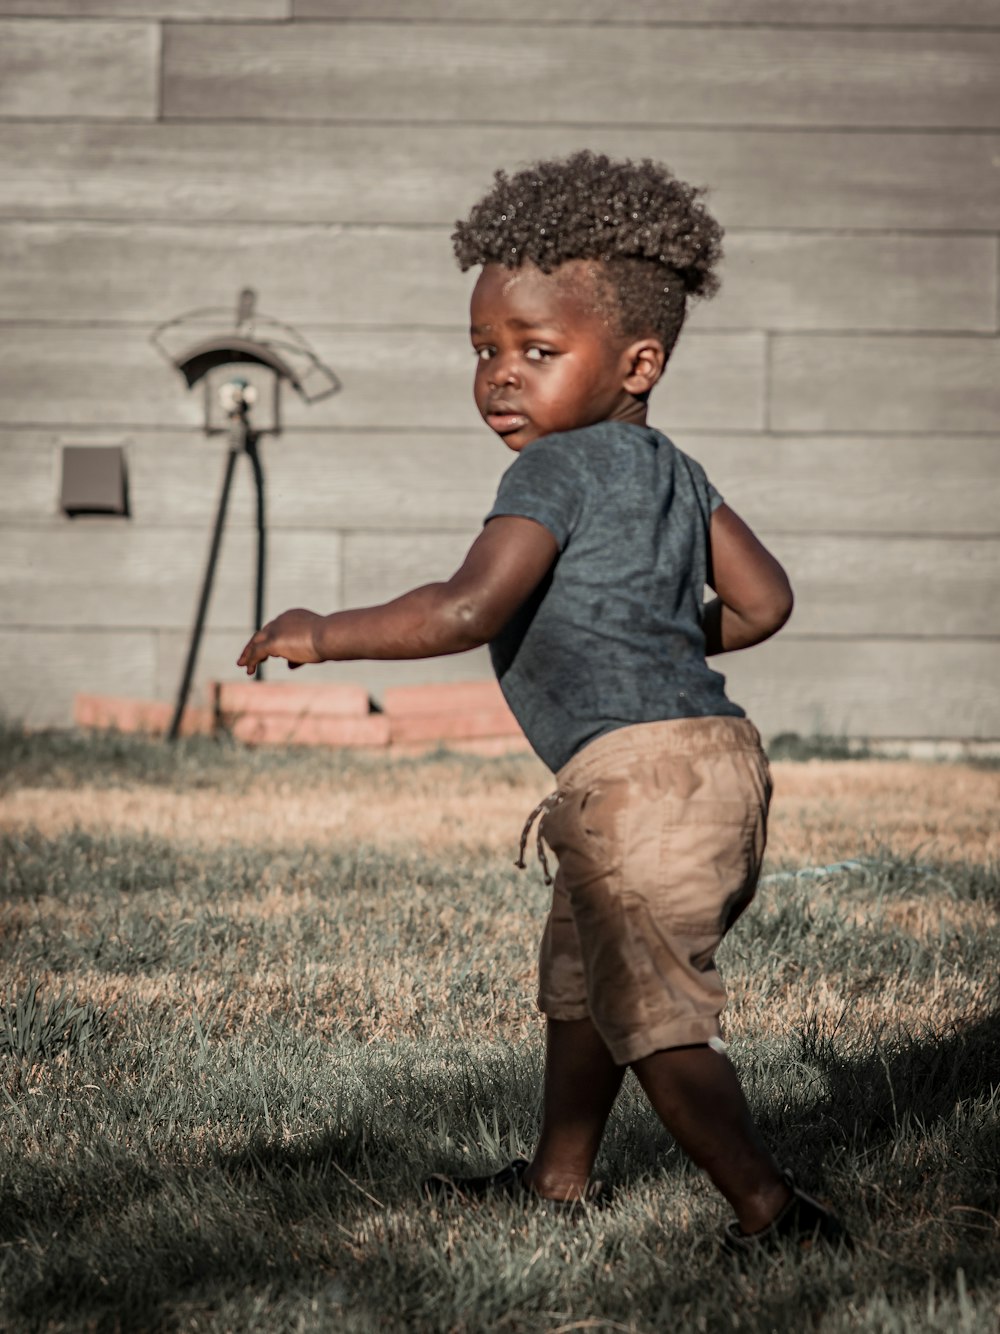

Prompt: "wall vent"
[60,445,129,518]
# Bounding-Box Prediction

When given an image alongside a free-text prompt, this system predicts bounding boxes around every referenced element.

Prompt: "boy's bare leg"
[631,1043,792,1233]
[520,1022,791,1228]
[522,1016,625,1200]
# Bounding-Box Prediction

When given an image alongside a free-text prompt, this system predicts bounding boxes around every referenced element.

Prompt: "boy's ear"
[621,337,666,396]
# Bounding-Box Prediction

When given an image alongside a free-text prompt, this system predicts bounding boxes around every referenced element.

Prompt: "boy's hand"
[237,609,325,675]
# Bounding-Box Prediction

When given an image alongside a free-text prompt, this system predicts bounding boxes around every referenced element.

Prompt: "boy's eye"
[525,346,555,361]
[474,346,495,361]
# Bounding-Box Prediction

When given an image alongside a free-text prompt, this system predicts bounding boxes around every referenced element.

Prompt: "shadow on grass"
[3,1013,998,1332]
[776,1007,1000,1187]
[0,1128,401,1333]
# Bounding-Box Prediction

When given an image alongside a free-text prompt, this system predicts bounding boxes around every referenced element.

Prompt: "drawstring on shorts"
[515,791,563,885]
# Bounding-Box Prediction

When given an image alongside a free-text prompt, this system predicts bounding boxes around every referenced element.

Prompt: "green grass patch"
[767,732,875,762]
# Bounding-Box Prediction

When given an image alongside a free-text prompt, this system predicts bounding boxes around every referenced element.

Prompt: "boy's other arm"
[236,516,558,674]
[702,503,794,655]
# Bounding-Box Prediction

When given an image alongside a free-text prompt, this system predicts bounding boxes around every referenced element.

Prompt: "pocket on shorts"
[655,795,766,937]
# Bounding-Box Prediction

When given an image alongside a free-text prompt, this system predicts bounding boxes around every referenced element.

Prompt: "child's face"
[470,260,644,452]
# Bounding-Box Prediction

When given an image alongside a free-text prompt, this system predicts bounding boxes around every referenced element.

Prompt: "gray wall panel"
[765,536,1000,637]
[162,23,1000,129]
[0,223,469,327]
[0,3,287,14]
[722,639,999,740]
[0,629,157,726]
[2,523,343,629]
[343,531,474,609]
[0,19,159,119]
[3,223,994,334]
[679,435,1000,538]
[293,1,1000,24]
[771,335,1000,433]
[3,125,998,232]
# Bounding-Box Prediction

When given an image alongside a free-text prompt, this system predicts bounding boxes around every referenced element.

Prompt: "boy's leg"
[523,1015,625,1201]
[523,1022,792,1227]
[631,1042,791,1233]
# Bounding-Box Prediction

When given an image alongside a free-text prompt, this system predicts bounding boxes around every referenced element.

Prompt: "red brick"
[73,694,212,737]
[216,680,371,718]
[381,680,507,717]
[227,712,390,748]
[388,706,522,744]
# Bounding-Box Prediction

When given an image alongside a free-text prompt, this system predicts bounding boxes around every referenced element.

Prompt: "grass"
[1,725,998,1332]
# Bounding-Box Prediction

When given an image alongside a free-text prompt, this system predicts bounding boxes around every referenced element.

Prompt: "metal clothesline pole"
[167,409,248,742]
[155,290,339,744]
[246,431,267,652]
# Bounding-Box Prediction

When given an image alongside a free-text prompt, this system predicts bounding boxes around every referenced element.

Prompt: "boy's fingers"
[237,632,270,670]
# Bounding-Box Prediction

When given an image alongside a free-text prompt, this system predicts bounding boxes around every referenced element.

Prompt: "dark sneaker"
[723,1171,852,1256]
[422,1158,612,1216]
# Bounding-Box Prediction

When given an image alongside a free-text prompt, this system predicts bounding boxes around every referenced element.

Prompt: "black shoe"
[723,1171,852,1256]
[422,1158,612,1216]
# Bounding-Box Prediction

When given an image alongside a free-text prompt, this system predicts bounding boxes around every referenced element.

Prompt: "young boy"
[237,151,847,1252]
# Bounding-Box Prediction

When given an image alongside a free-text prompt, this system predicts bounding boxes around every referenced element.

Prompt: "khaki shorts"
[536,717,771,1065]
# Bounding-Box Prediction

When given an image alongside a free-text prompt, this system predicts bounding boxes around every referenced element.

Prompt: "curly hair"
[452,150,724,358]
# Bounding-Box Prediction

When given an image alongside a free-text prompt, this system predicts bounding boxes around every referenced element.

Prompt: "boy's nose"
[488,359,520,389]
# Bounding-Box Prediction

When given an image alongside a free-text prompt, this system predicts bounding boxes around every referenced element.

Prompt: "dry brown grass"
[0,758,548,855]
[4,756,998,865]
[4,755,997,1051]
[766,760,1000,865]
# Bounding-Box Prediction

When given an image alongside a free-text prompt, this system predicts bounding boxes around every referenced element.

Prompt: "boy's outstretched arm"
[236,516,558,675]
[702,503,794,655]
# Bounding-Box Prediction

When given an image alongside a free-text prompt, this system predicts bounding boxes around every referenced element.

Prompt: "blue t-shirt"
[485,420,745,772]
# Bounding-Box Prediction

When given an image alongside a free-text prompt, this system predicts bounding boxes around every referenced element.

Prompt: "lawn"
[1,726,998,1332]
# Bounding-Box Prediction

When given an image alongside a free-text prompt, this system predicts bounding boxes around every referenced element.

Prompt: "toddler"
[238,151,848,1252]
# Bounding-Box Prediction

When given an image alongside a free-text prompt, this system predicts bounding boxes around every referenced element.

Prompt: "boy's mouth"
[485,407,529,435]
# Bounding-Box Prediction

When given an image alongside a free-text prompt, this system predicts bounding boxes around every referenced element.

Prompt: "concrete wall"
[1,1,998,740]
